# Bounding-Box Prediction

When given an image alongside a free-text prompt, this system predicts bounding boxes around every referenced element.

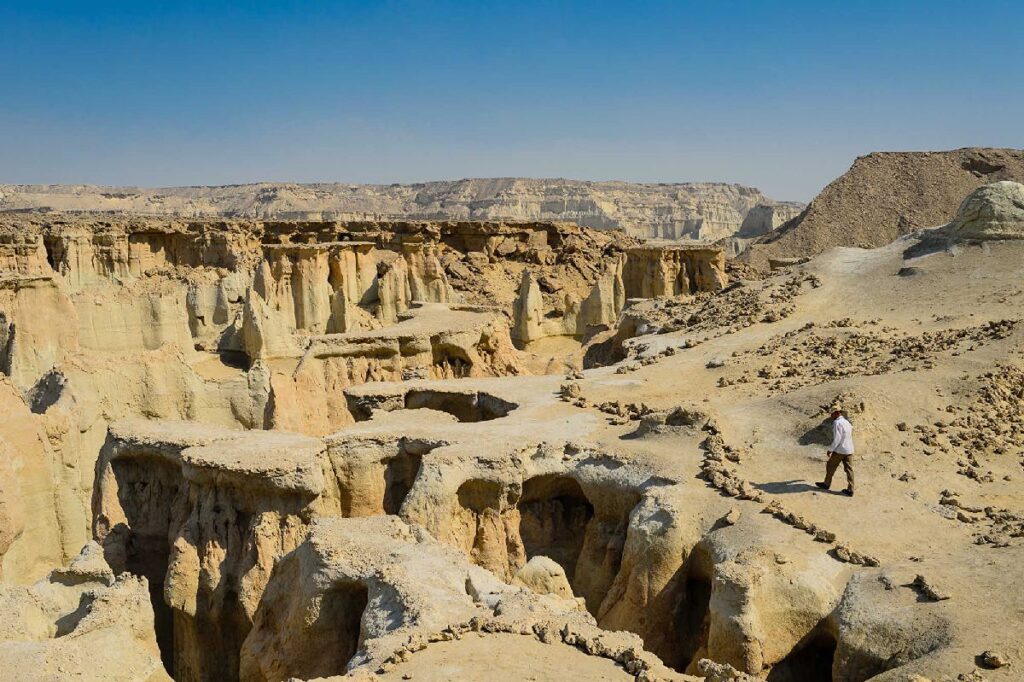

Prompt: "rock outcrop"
[742,147,1024,267]
[511,244,728,345]
[0,543,169,681]
[0,179,801,241]
[0,215,655,579]
[946,180,1024,241]
[736,202,804,238]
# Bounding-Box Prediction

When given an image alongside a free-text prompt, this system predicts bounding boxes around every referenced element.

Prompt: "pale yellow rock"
[948,180,1024,240]
[513,555,575,599]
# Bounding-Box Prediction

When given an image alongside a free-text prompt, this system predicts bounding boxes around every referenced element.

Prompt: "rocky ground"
[741,148,1024,268]
[1,180,1023,682]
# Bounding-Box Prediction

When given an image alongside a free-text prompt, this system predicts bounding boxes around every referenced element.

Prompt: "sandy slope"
[573,232,1024,679]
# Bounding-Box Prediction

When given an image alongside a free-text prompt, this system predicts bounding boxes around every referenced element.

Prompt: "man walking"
[817,408,854,496]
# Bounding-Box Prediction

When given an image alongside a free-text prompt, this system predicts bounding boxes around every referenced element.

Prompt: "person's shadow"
[754,479,847,496]
[753,479,818,494]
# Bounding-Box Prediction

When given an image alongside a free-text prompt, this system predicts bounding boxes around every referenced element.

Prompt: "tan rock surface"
[3,183,1024,682]
[0,544,169,681]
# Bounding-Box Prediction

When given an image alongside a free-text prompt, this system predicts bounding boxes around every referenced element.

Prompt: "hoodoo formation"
[2,168,1024,682]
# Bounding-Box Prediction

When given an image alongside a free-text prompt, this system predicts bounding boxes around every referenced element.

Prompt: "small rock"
[912,574,950,601]
[813,528,837,543]
[980,650,1009,669]
[957,672,986,682]
[722,508,742,526]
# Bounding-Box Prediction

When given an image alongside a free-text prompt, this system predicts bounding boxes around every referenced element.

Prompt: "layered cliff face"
[741,147,1024,267]
[510,244,728,346]
[735,202,804,238]
[0,179,802,241]
[93,422,332,680]
[0,214,727,586]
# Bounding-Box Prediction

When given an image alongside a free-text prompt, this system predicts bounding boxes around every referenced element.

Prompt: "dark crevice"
[43,236,61,271]
[0,314,14,376]
[105,456,182,677]
[766,627,837,682]
[404,389,517,422]
[658,546,713,673]
[519,475,593,585]
[382,448,423,515]
[347,389,518,423]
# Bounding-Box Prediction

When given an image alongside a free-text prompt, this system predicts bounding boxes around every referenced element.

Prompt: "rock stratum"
[741,147,1024,268]
[0,178,803,242]
[1,179,1023,682]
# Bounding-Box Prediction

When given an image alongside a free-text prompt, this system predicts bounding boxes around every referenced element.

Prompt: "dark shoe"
[815,482,829,490]
[843,489,854,497]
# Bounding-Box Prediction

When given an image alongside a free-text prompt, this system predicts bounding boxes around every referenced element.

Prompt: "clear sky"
[2,1,1022,200]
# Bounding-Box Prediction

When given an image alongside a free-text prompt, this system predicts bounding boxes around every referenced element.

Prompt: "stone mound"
[947,180,1024,240]
[741,147,1024,267]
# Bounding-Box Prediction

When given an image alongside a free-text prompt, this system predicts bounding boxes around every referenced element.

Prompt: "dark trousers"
[824,452,854,491]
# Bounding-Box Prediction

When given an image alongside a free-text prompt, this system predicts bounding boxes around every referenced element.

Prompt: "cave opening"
[766,628,837,682]
[518,475,594,586]
[453,478,510,576]
[278,580,369,681]
[456,478,504,515]
[382,448,423,515]
[320,581,370,674]
[403,389,517,422]
[770,626,839,679]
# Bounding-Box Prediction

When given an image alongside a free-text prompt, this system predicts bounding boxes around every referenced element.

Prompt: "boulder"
[948,181,1024,240]
[514,555,575,599]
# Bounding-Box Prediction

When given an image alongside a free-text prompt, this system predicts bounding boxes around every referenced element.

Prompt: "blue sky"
[1,1,1021,200]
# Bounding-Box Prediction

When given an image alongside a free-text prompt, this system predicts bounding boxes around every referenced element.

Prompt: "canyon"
[0,177,1022,682]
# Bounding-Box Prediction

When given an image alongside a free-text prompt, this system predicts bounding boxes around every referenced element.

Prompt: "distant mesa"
[0,177,801,243]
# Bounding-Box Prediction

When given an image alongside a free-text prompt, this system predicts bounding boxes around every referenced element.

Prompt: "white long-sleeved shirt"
[829,415,854,454]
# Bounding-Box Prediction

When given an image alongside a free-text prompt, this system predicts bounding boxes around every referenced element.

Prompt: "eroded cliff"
[0,179,802,241]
